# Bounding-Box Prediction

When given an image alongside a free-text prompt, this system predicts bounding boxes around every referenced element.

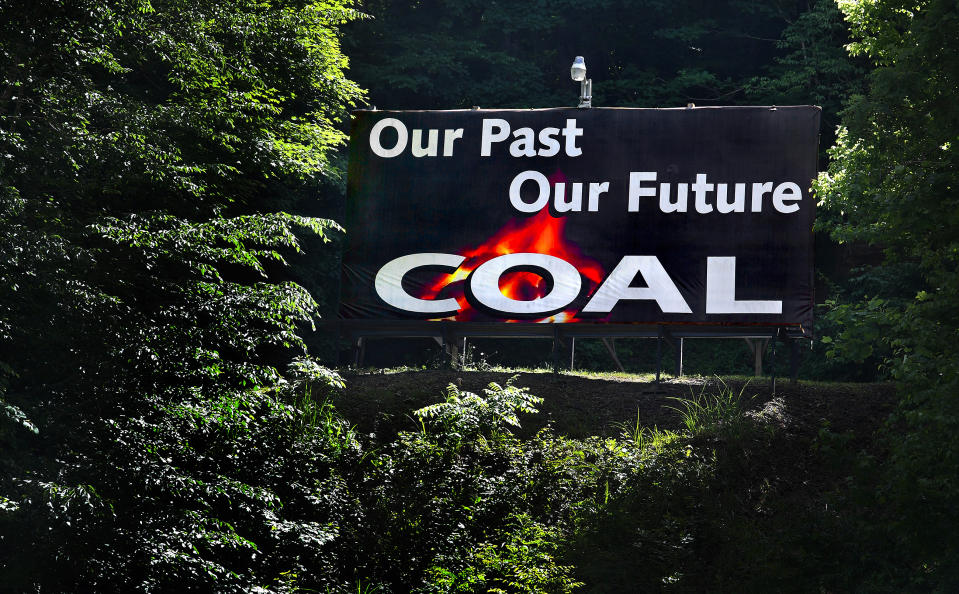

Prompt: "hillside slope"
[333,369,896,440]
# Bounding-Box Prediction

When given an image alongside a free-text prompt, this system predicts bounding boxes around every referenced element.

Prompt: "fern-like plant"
[413,378,542,438]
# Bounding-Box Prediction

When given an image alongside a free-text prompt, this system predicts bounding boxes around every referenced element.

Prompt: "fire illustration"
[419,171,605,322]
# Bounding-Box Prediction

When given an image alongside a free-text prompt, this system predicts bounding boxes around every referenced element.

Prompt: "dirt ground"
[329,369,897,441]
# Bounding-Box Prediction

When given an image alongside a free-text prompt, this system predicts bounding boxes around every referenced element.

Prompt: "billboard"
[340,106,819,330]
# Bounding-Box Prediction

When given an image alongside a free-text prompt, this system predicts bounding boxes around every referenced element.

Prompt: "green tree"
[0,0,364,590]
[746,0,867,158]
[345,0,832,111]
[817,0,959,586]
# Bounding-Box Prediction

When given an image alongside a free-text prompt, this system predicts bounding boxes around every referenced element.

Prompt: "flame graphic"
[419,171,605,323]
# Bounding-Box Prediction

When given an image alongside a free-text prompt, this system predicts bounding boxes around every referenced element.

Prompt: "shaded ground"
[330,369,896,441]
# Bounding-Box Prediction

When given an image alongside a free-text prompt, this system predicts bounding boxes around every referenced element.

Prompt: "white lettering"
[772,182,802,213]
[628,171,657,212]
[537,127,561,157]
[716,183,747,213]
[692,173,714,213]
[470,253,582,314]
[442,128,464,156]
[510,127,537,157]
[374,253,465,313]
[480,118,510,156]
[561,119,584,157]
[587,182,609,212]
[751,182,773,213]
[509,170,551,213]
[554,182,582,213]
[411,129,439,157]
[369,118,408,158]
[705,257,782,314]
[582,256,692,313]
[661,183,688,213]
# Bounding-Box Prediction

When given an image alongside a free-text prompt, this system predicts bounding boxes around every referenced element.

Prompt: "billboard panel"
[340,106,819,329]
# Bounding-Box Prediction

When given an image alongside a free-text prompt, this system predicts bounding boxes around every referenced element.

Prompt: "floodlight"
[570,56,587,82]
[571,56,592,108]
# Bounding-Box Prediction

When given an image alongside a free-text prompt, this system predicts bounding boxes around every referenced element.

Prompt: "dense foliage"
[0,0,363,590]
[815,0,959,586]
[346,0,863,156]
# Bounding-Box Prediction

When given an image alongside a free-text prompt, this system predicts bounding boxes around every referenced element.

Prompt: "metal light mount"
[570,56,592,108]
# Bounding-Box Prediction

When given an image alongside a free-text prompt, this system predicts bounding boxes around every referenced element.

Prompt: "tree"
[0,0,365,590]
[817,0,959,586]
[746,0,867,159]
[345,0,823,110]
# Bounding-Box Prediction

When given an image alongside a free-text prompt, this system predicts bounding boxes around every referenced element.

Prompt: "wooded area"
[1,0,957,591]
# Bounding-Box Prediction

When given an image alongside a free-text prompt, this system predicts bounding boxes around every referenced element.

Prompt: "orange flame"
[419,171,605,322]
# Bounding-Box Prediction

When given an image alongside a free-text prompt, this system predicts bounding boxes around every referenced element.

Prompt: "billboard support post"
[745,337,770,377]
[770,329,778,395]
[790,339,801,384]
[601,338,625,373]
[675,337,684,377]
[441,323,455,369]
[327,321,806,381]
[656,326,664,383]
[550,326,560,373]
[353,337,366,368]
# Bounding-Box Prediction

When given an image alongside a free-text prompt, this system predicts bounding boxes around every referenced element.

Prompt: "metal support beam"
[744,337,769,377]
[674,337,684,377]
[441,323,457,370]
[656,326,663,383]
[353,337,366,368]
[789,339,801,384]
[769,329,778,395]
[602,337,626,372]
[551,326,561,373]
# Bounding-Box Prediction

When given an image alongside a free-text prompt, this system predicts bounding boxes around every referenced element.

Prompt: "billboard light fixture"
[571,56,592,109]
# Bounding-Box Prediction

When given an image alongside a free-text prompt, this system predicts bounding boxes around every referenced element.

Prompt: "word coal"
[374,252,782,316]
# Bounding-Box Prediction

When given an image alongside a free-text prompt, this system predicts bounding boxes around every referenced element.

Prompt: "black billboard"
[340,106,819,330]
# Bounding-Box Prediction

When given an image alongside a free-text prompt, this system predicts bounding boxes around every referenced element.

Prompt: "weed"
[414,377,543,438]
[294,384,357,452]
[615,410,679,458]
[666,378,753,437]
[460,342,498,371]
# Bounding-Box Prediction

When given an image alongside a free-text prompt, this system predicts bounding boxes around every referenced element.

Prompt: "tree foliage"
[818,0,959,389]
[346,0,863,147]
[0,0,363,590]
[816,0,959,585]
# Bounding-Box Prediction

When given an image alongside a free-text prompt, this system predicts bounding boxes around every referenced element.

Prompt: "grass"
[353,364,670,382]
[615,409,680,459]
[665,378,754,437]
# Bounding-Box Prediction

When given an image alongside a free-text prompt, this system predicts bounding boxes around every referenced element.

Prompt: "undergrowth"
[3,372,885,592]
[666,378,754,438]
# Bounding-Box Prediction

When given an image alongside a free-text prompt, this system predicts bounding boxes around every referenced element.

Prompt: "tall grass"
[616,409,680,459]
[666,378,753,437]
[295,384,357,453]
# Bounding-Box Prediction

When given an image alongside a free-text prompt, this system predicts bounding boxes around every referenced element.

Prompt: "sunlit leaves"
[0,0,364,590]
